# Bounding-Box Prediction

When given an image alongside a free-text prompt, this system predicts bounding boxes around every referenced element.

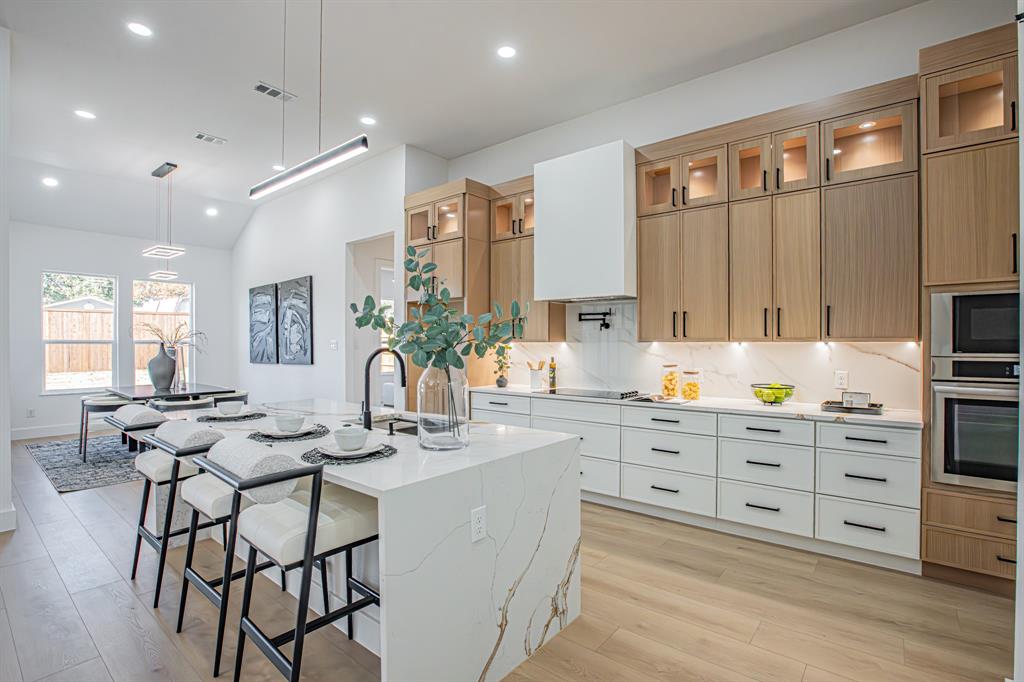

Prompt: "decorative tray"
[820,401,884,415]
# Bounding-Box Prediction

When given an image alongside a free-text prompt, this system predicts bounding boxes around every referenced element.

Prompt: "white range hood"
[534,140,636,302]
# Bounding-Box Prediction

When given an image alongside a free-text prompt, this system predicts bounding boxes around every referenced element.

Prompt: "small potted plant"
[494,343,511,388]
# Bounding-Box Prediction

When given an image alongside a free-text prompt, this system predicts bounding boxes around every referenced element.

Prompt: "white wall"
[0,27,14,532]
[448,0,1014,183]
[8,221,235,439]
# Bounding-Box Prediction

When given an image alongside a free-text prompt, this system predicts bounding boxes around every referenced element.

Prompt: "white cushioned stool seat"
[135,450,199,484]
[238,484,378,566]
[181,473,244,519]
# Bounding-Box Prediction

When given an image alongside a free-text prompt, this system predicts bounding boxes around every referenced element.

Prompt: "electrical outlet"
[470,505,487,543]
[834,370,849,390]
[26,408,35,419]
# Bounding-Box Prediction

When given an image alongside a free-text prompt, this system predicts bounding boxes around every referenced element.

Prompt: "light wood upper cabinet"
[489,237,564,342]
[637,157,681,216]
[407,203,433,247]
[638,213,681,342]
[822,102,917,185]
[681,146,728,208]
[490,239,521,320]
[773,189,821,341]
[773,124,819,193]
[923,56,1018,154]
[409,240,464,299]
[824,174,918,341]
[406,196,465,247]
[729,136,771,200]
[730,198,774,341]
[491,192,535,241]
[520,192,535,237]
[681,205,729,341]
[924,140,1019,285]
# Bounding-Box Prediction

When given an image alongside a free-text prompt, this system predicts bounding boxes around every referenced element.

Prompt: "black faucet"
[363,348,407,430]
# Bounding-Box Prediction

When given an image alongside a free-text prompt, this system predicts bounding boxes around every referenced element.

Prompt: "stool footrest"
[347,577,380,603]
[185,560,276,607]
[241,616,293,679]
[270,594,377,648]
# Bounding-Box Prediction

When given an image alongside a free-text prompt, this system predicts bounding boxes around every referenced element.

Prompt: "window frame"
[131,278,196,387]
[40,270,119,395]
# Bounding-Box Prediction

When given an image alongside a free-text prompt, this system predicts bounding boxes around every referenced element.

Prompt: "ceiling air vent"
[254,81,297,102]
[194,131,227,145]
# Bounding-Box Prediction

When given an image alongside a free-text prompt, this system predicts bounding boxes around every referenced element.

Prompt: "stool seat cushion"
[154,420,224,450]
[113,404,167,426]
[182,473,245,520]
[135,450,199,483]
[238,485,378,566]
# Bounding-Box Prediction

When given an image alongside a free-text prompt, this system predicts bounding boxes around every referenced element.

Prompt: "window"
[378,264,395,372]
[42,272,117,392]
[132,280,193,386]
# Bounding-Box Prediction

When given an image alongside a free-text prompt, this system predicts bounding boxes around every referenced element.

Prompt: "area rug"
[26,436,142,493]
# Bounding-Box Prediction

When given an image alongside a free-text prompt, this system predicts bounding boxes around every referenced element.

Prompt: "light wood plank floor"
[1,435,1014,681]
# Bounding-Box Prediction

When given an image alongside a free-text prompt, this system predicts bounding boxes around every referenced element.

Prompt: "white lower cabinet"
[718,479,814,537]
[621,427,717,476]
[531,415,621,462]
[815,495,920,559]
[816,449,920,508]
[471,409,532,428]
[580,456,619,496]
[620,463,716,517]
[470,392,532,415]
[717,438,814,492]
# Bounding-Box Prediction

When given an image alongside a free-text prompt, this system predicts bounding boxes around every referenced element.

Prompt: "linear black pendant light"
[249,0,368,200]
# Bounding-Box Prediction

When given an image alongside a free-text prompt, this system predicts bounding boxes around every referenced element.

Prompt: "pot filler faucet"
[363,348,407,430]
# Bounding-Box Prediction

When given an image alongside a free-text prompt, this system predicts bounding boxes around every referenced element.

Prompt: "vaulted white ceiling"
[0,0,922,248]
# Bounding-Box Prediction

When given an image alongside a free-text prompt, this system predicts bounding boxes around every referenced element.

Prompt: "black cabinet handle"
[775,167,781,190]
[826,305,832,337]
[651,447,681,455]
[844,520,886,533]
[488,401,509,406]
[433,225,439,240]
[761,169,767,192]
[746,426,782,434]
[746,460,781,468]
[997,515,1017,524]
[1013,233,1018,274]
[845,436,887,445]
[650,484,679,494]
[1012,101,1017,132]
[746,502,780,512]
[681,185,687,205]
[763,307,769,337]
[776,307,782,338]
[651,417,680,424]
[672,311,678,338]
[844,473,887,483]
[682,311,688,338]
[997,554,1017,564]
[672,187,677,207]
[825,157,831,182]
[519,218,524,234]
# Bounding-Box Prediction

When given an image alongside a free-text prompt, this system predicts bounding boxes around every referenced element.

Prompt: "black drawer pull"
[488,401,509,406]
[650,485,679,494]
[651,447,680,455]
[745,502,780,512]
[651,417,680,424]
[746,460,781,468]
[997,555,1017,564]
[845,436,888,445]
[997,515,1017,524]
[843,520,886,533]
[746,426,781,434]
[844,473,887,483]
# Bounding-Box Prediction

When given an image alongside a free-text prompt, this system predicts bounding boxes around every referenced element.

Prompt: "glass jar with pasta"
[661,364,680,398]
[682,369,703,401]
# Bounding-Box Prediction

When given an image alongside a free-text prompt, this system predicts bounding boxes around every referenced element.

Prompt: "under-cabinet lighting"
[858,121,876,129]
[250,135,369,200]
[142,244,186,259]
[149,270,178,281]
[525,198,533,204]
[832,148,841,155]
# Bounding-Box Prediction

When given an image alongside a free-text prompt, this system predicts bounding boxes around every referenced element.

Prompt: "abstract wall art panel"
[277,275,313,365]
[248,283,278,364]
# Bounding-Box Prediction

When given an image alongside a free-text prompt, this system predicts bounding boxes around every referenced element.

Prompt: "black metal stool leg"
[177,509,200,633]
[319,557,330,612]
[289,480,322,682]
[131,478,152,580]
[233,546,259,682]
[280,568,287,591]
[82,409,92,462]
[122,431,128,445]
[345,549,354,640]
[213,495,241,678]
[78,404,86,459]
[152,461,181,608]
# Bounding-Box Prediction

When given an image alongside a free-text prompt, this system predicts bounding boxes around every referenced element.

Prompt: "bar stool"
[194,455,379,682]
[104,404,168,453]
[79,395,133,461]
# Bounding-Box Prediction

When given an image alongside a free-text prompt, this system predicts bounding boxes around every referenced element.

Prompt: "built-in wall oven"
[930,291,1020,493]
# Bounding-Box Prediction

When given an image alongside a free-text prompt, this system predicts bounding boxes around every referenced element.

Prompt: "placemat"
[197,412,268,423]
[248,423,330,443]
[301,444,397,465]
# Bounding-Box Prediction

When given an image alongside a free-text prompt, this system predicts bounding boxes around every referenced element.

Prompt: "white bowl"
[334,424,369,451]
[218,401,244,416]
[275,415,305,433]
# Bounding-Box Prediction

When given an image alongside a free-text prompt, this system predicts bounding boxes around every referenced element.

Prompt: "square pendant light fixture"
[142,244,186,259]
[148,270,179,281]
[143,161,186,261]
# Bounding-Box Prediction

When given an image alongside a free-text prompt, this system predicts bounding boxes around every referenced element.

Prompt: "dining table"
[106,383,236,401]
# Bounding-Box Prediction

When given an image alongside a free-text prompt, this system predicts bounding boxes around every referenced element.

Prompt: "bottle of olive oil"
[548,356,557,391]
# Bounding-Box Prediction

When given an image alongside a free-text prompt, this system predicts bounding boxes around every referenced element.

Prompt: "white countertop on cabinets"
[470,385,923,429]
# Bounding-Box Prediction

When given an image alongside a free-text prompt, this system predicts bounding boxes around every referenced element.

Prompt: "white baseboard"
[0,504,17,533]
[12,421,117,441]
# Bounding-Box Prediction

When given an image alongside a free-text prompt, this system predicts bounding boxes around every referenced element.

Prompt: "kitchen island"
[180,399,582,682]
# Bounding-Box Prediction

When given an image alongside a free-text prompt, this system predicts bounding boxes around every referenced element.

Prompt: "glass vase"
[417,365,469,450]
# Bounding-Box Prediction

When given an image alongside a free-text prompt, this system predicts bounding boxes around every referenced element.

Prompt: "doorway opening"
[345,233,396,409]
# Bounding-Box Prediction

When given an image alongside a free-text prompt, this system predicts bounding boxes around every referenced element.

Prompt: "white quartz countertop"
[470,385,923,429]
[175,398,580,497]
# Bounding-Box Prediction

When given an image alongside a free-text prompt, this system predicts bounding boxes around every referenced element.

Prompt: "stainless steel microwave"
[931,290,1019,359]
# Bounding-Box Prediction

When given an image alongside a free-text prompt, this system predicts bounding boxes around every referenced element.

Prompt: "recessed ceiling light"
[497,45,516,59]
[360,116,376,126]
[858,121,876,129]
[205,207,219,217]
[272,164,285,171]
[127,22,153,37]
[41,177,59,187]
[74,110,96,120]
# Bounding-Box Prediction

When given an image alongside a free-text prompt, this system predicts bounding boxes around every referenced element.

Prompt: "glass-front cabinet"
[773,124,819,193]
[924,56,1018,153]
[637,157,681,215]
[680,145,727,208]
[406,203,433,247]
[822,102,917,185]
[729,136,771,200]
[406,196,464,247]
[491,191,534,241]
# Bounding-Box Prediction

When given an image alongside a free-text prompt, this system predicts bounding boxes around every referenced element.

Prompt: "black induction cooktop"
[538,388,641,400]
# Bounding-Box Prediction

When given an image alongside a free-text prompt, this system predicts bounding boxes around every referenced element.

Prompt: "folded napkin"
[153,420,224,450]
[112,404,167,427]
[207,438,298,504]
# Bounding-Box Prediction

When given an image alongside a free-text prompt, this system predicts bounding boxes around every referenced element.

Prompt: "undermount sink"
[372,418,418,436]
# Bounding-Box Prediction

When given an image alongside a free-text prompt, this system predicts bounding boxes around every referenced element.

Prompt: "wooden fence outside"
[44,309,190,374]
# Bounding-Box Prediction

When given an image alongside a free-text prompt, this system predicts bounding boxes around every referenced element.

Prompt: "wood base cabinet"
[823,174,919,340]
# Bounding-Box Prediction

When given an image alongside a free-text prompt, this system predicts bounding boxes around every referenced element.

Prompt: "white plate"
[258,424,318,438]
[320,434,387,458]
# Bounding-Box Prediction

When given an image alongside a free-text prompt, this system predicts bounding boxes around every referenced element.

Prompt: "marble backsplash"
[505,302,922,410]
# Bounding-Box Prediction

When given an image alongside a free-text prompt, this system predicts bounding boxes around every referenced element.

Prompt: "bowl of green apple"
[751,383,795,406]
